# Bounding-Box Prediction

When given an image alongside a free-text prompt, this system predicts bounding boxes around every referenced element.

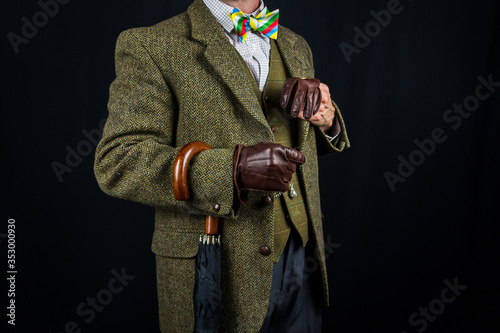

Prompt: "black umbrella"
[173,141,223,333]
[193,232,222,332]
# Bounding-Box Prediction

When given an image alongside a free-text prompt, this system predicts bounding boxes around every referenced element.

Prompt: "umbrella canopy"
[193,235,222,332]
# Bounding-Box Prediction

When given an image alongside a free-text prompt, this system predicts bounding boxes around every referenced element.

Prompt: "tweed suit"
[94,0,350,331]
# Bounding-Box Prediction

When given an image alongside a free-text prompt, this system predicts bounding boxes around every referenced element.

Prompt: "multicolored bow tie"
[229,7,279,43]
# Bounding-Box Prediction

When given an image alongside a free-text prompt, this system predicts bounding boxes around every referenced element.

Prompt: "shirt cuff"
[324,116,341,142]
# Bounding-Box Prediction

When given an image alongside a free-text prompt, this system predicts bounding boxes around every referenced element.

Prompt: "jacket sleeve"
[94,29,238,218]
[314,99,350,156]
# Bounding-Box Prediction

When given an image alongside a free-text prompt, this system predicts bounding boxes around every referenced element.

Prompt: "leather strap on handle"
[172,141,219,236]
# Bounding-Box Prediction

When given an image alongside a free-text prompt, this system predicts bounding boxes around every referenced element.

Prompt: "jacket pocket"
[151,227,201,258]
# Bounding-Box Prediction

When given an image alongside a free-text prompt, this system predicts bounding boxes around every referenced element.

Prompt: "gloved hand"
[233,142,305,205]
[280,77,322,120]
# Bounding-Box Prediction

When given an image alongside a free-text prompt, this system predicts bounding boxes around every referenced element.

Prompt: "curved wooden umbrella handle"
[172,141,219,237]
[173,141,212,201]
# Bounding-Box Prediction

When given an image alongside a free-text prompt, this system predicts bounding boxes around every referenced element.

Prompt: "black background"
[2,0,499,332]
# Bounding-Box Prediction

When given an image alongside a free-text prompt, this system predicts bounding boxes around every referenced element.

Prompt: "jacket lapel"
[187,0,269,132]
[275,28,312,152]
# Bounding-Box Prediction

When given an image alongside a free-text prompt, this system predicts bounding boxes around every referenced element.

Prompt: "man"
[94,0,350,331]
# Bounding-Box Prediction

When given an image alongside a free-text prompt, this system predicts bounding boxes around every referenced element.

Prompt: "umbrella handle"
[173,141,219,236]
[173,141,212,200]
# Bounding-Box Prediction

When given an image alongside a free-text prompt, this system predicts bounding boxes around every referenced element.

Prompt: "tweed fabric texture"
[94,0,350,332]
[245,41,310,263]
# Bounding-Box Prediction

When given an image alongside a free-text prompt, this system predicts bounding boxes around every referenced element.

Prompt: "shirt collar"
[203,0,266,33]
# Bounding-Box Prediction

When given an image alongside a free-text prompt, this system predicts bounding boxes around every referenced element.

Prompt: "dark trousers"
[259,230,323,333]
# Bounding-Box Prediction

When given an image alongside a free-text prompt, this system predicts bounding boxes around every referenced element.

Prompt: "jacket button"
[213,203,221,212]
[271,125,276,133]
[262,196,273,206]
[264,95,270,102]
[259,246,271,256]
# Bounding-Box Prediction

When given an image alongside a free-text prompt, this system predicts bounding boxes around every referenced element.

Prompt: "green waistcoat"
[242,41,310,262]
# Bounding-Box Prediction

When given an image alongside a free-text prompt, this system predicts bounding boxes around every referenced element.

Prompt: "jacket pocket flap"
[151,228,201,258]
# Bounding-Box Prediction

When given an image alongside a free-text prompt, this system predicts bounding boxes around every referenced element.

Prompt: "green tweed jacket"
[94,0,350,332]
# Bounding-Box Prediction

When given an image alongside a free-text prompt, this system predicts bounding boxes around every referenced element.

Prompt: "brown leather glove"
[233,142,305,205]
[280,77,322,120]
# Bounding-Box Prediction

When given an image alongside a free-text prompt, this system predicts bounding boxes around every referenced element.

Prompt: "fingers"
[291,82,306,118]
[293,86,322,120]
[284,147,306,165]
[300,80,319,120]
[319,83,332,116]
[286,162,297,174]
[311,86,322,117]
[303,84,314,120]
[319,83,331,102]
[280,78,296,110]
